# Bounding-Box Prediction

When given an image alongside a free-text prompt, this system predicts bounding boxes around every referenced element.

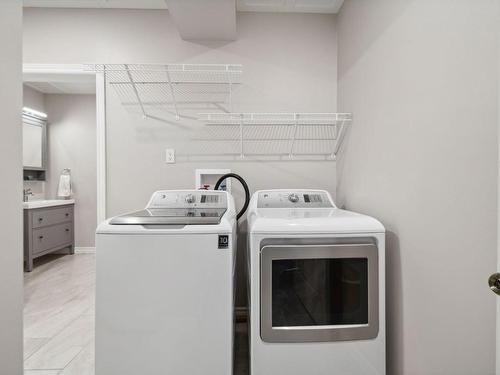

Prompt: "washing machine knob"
[185,194,196,204]
[288,193,300,203]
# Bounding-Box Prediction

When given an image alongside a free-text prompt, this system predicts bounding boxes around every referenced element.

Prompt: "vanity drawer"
[32,205,73,228]
[32,223,73,254]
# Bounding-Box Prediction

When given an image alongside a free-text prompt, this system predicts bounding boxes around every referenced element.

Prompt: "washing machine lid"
[108,190,228,226]
[109,208,226,225]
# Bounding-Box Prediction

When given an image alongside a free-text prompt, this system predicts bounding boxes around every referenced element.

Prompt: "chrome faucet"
[23,188,34,202]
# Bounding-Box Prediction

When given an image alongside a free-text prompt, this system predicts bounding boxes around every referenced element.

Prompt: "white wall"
[337,1,499,374]
[498,21,500,374]
[45,94,97,248]
[0,1,23,374]
[24,9,339,305]
[21,87,98,246]
[23,84,45,113]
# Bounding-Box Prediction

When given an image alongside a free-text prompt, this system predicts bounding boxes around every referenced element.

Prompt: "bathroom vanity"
[24,200,75,272]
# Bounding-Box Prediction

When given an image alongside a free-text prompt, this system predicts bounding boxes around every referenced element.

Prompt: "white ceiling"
[23,0,168,9]
[25,81,96,95]
[24,72,96,95]
[23,0,345,13]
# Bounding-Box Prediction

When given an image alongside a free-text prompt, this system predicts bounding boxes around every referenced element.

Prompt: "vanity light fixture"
[22,106,47,119]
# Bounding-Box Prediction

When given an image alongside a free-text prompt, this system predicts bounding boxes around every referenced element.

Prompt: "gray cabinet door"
[32,222,74,254]
[24,203,75,272]
[32,206,74,229]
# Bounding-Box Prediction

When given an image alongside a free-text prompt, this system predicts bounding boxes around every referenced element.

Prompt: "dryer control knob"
[185,194,196,204]
[288,193,300,203]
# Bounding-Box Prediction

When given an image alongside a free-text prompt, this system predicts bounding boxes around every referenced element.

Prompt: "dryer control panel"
[257,190,334,208]
[147,190,227,209]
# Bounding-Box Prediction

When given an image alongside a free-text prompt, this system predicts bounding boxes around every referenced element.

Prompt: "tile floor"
[24,254,95,375]
[24,253,248,375]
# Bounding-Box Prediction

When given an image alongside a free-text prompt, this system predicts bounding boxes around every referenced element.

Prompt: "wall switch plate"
[165,149,175,164]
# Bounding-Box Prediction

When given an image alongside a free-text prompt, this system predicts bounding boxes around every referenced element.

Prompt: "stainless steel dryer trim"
[260,238,379,343]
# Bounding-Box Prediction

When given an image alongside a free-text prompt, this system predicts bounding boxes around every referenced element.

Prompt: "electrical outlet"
[165,149,175,164]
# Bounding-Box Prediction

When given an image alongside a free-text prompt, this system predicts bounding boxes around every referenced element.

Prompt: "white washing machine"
[247,190,385,375]
[95,190,237,375]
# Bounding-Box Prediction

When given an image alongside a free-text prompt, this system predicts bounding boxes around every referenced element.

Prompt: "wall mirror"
[22,108,47,177]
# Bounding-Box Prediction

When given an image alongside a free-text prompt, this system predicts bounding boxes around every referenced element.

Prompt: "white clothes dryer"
[247,190,385,375]
[95,190,237,375]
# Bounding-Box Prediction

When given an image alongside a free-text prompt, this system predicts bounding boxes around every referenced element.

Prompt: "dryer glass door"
[271,257,369,327]
[260,240,378,343]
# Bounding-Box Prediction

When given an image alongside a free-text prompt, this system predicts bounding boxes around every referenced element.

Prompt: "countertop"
[23,199,75,210]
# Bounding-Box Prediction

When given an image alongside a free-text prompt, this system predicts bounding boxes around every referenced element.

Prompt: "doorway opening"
[22,64,104,373]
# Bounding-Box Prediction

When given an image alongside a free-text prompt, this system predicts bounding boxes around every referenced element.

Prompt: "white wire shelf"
[190,113,352,160]
[90,64,242,120]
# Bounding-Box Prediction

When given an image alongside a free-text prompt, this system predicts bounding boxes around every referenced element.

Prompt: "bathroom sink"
[23,199,75,209]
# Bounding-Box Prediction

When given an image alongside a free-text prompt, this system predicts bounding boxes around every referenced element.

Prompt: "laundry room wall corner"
[337,1,499,374]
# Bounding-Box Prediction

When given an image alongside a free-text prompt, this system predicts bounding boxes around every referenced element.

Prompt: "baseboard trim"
[74,247,96,254]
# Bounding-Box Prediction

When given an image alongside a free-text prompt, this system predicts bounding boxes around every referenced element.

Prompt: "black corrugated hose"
[214,173,250,221]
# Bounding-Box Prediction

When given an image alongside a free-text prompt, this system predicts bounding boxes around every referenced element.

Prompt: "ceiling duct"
[165,0,236,41]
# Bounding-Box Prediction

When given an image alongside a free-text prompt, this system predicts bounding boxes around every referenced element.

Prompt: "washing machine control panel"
[147,191,227,209]
[257,191,334,208]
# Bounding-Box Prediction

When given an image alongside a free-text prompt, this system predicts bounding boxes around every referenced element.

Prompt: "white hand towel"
[57,174,72,198]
